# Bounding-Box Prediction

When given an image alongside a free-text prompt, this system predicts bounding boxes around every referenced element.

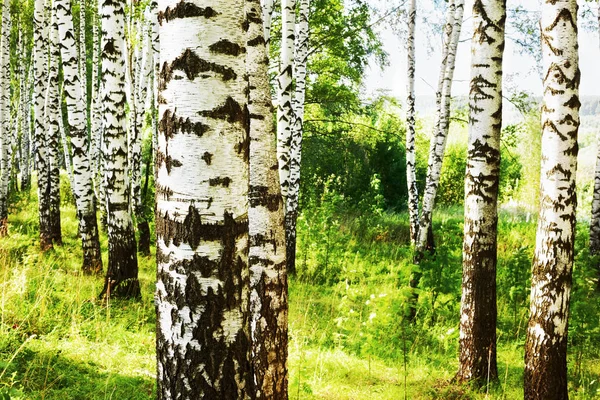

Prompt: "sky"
[364,0,600,100]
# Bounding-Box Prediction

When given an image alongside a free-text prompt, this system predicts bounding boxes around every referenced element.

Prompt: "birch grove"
[524,1,580,397]
[456,0,505,384]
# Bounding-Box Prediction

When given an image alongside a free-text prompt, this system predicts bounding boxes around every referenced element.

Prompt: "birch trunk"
[285,0,309,276]
[277,0,296,221]
[590,2,600,291]
[79,0,87,116]
[260,0,274,44]
[155,0,251,397]
[47,5,62,245]
[455,0,505,384]
[524,1,579,398]
[59,84,75,188]
[33,0,53,249]
[55,0,103,273]
[0,0,10,236]
[416,0,465,254]
[405,0,418,245]
[90,5,102,200]
[19,30,31,192]
[246,0,288,398]
[99,0,140,299]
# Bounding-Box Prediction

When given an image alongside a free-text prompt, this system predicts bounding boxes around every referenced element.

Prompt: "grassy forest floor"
[1,185,600,399]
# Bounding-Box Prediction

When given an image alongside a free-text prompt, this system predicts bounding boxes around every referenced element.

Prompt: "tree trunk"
[0,0,11,236]
[285,0,309,277]
[405,0,418,245]
[246,1,289,398]
[524,1,579,398]
[99,0,140,299]
[46,5,63,245]
[590,2,600,291]
[90,4,102,202]
[19,30,31,193]
[58,84,75,190]
[56,0,103,273]
[79,0,87,117]
[33,0,53,250]
[455,0,505,385]
[277,0,296,273]
[155,0,252,397]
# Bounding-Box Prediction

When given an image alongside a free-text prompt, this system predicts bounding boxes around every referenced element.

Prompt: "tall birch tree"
[33,0,53,249]
[47,4,62,245]
[456,0,505,384]
[524,1,580,397]
[590,1,600,291]
[56,0,103,273]
[247,0,288,397]
[405,0,418,245]
[18,29,31,192]
[155,0,252,397]
[0,0,10,236]
[99,0,140,299]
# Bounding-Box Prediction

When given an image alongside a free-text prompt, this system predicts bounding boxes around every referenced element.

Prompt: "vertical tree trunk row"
[524,1,579,398]
[246,0,289,398]
[155,0,252,397]
[99,0,140,299]
[19,29,31,192]
[405,0,418,245]
[456,0,506,385]
[56,0,103,273]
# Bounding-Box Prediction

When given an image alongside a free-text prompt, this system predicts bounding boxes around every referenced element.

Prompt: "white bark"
[79,0,87,116]
[0,0,11,234]
[416,0,465,253]
[405,0,418,245]
[276,0,296,204]
[100,0,139,298]
[246,0,288,397]
[590,3,600,258]
[155,0,251,397]
[19,29,31,191]
[260,0,274,44]
[524,1,579,397]
[56,0,103,271]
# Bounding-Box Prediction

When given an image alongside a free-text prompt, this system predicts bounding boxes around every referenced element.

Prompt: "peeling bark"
[524,1,579,398]
[156,0,252,398]
[455,0,505,385]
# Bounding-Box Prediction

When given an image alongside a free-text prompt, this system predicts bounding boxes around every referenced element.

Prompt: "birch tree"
[285,0,310,276]
[33,0,54,249]
[56,0,103,273]
[47,4,62,245]
[405,0,418,245]
[524,1,580,397]
[0,0,10,236]
[247,0,288,397]
[590,1,600,290]
[456,0,505,384]
[99,0,140,299]
[277,0,296,269]
[19,29,31,192]
[155,0,252,397]
[261,0,275,44]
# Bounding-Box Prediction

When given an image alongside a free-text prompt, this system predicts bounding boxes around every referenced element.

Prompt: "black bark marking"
[209,39,244,56]
[160,109,210,140]
[160,49,236,88]
[209,177,232,188]
[249,185,282,212]
[157,2,217,25]
[199,97,245,124]
[202,152,213,165]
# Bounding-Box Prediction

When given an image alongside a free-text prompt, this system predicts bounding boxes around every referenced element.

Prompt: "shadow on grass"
[0,345,155,399]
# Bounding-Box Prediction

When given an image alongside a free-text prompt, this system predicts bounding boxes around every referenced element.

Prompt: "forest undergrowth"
[0,179,599,399]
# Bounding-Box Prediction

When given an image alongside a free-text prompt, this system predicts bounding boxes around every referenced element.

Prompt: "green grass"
[1,185,599,399]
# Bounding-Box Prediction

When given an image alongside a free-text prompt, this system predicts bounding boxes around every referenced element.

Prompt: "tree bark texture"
[56,0,103,273]
[524,1,579,398]
[155,0,252,398]
[246,1,289,398]
[0,0,11,236]
[590,2,600,291]
[260,0,274,45]
[99,0,140,299]
[285,0,309,276]
[19,30,31,192]
[456,0,505,385]
[46,5,63,245]
[405,0,418,245]
[276,0,296,212]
